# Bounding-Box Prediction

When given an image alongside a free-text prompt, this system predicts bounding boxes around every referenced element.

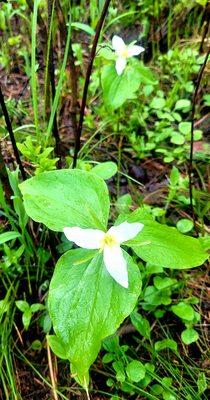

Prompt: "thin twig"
[199,3,210,53]
[0,141,12,201]
[189,47,210,231]
[0,85,26,180]
[72,0,112,168]
[188,14,210,231]
[47,341,58,400]
[55,0,78,148]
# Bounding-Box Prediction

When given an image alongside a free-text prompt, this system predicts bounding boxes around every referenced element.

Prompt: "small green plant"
[17,136,59,174]
[171,301,200,344]
[15,300,45,330]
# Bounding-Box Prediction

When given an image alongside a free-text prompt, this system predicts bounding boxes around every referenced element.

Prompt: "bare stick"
[47,341,58,400]
[199,3,210,53]
[189,47,210,230]
[72,0,112,168]
[55,0,78,148]
[0,142,12,201]
[0,85,26,180]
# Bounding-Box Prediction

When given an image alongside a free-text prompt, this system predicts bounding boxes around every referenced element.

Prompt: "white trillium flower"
[63,221,144,288]
[112,35,145,75]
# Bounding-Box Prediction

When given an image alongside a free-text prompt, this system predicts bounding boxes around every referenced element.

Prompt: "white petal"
[115,57,127,75]
[108,222,144,244]
[103,245,128,288]
[127,45,145,57]
[63,227,105,249]
[112,35,125,52]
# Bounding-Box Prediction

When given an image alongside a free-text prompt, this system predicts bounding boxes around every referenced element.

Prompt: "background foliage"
[0,0,209,399]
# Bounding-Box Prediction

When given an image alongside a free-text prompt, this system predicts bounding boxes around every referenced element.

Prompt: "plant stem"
[189,46,210,232]
[0,85,26,180]
[47,0,61,164]
[199,3,210,53]
[72,0,112,168]
[31,0,40,136]
[0,143,12,201]
[47,341,58,400]
[55,0,78,151]
[26,0,48,54]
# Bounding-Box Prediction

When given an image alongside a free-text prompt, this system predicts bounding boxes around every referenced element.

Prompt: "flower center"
[119,47,129,59]
[100,234,118,249]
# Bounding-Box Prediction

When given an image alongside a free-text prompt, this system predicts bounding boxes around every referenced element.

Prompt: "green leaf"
[30,340,42,350]
[195,0,207,6]
[162,377,173,387]
[102,353,114,364]
[130,311,151,339]
[162,392,176,400]
[47,335,68,359]
[192,129,202,141]
[19,170,110,231]
[197,372,207,395]
[15,300,30,313]
[139,363,155,388]
[101,64,142,110]
[143,84,154,96]
[128,220,208,269]
[178,122,191,135]
[0,299,9,315]
[153,277,177,290]
[91,162,117,180]
[135,61,157,85]
[98,46,116,60]
[176,219,193,233]
[150,97,166,110]
[71,22,95,36]
[113,361,126,382]
[41,314,52,334]
[30,303,45,313]
[181,328,199,344]
[154,309,165,318]
[171,302,194,321]
[154,339,177,352]
[0,231,21,245]
[22,309,32,330]
[171,133,185,145]
[48,248,141,387]
[174,99,191,111]
[103,336,120,355]
[170,166,180,186]
[151,384,164,395]
[203,93,210,106]
[117,207,153,226]
[143,286,171,306]
[186,395,193,400]
[126,360,146,382]
[145,264,164,275]
[116,194,132,214]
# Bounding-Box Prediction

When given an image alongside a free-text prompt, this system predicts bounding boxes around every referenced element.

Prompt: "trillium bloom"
[63,222,144,288]
[112,35,145,75]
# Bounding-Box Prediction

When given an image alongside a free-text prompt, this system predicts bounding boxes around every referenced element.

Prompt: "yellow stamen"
[120,47,129,58]
[100,234,117,249]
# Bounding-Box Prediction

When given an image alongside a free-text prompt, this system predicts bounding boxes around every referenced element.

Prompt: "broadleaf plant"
[48,248,141,386]
[20,169,109,231]
[19,169,208,387]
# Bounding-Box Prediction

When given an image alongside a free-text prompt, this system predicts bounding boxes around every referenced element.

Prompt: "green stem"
[31,0,40,137]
